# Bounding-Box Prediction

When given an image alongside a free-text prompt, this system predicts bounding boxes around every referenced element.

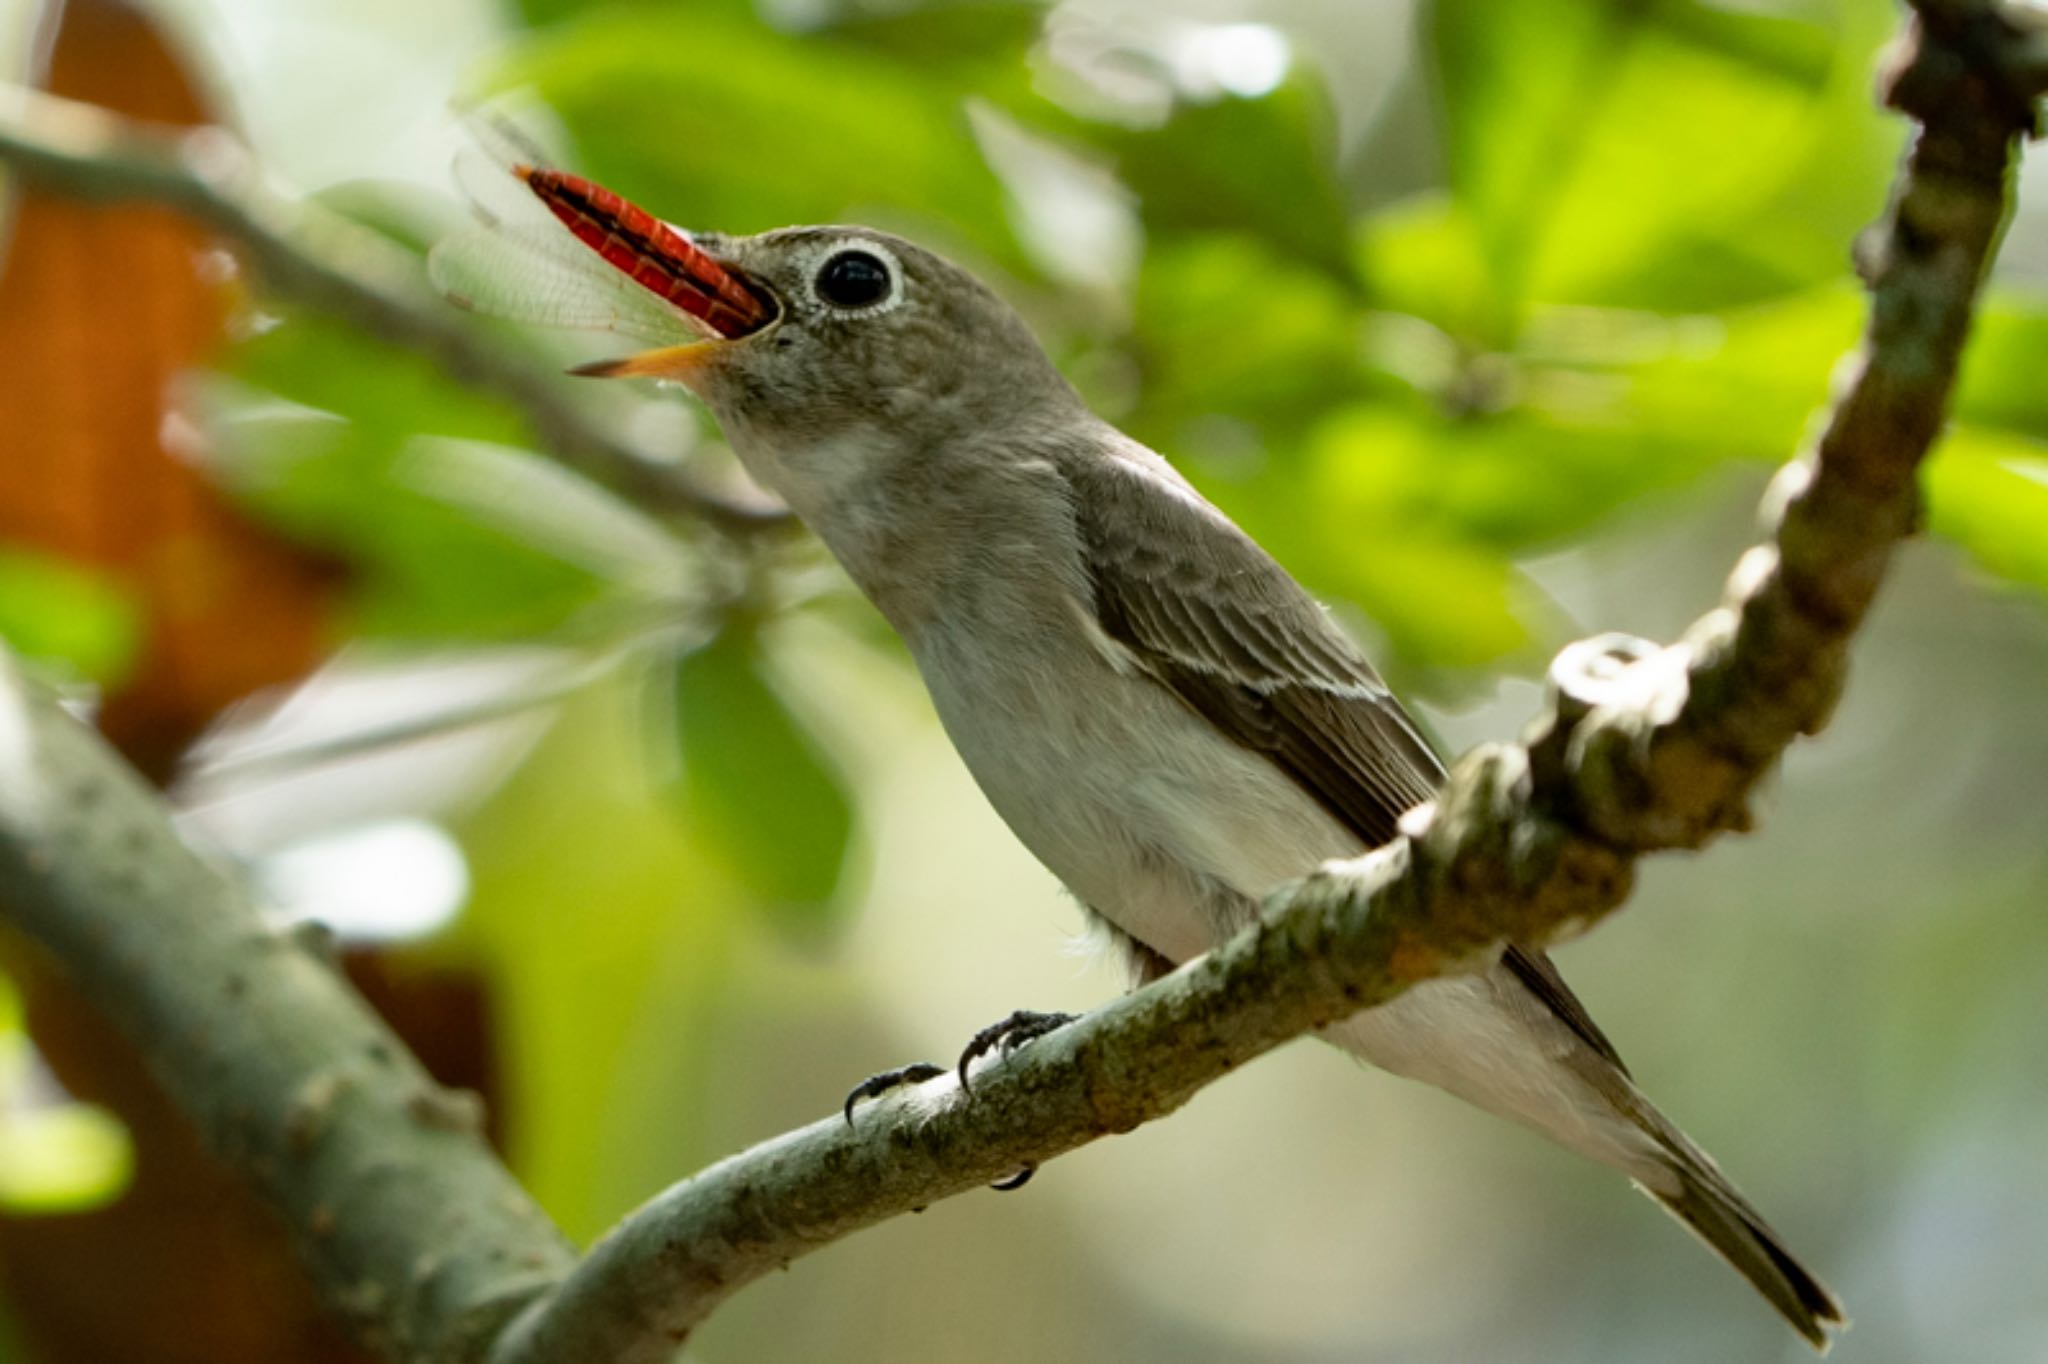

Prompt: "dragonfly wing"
[452,144,572,238]
[427,221,697,348]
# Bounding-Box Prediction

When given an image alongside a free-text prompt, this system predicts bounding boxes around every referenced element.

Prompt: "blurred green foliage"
[0,981,130,1217]
[220,313,609,641]
[1431,0,1840,316]
[493,8,1031,272]
[445,675,747,1233]
[0,549,138,688]
[667,622,854,933]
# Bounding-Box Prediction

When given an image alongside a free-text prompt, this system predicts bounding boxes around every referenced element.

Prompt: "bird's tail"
[1638,1121,1847,1353]
[1320,984,1845,1347]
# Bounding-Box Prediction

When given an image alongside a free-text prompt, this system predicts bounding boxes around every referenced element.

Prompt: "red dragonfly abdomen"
[515,166,773,338]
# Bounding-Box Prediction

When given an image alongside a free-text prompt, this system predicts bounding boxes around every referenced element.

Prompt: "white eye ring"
[799,236,906,317]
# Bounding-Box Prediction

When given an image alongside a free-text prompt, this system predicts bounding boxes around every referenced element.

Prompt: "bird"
[460,193,1846,1348]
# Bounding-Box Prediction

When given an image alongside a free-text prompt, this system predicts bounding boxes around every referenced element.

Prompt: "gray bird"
[444,197,1845,1348]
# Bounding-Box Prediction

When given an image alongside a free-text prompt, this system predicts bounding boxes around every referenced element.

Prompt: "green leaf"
[1125,235,1368,449]
[489,9,1028,273]
[1313,399,1716,546]
[1204,408,1533,669]
[0,549,140,686]
[1532,283,1862,462]
[1610,0,1901,313]
[669,623,854,933]
[1955,298,2048,440]
[1073,76,1352,284]
[1926,427,2048,594]
[216,314,614,641]
[1354,192,1502,345]
[450,677,742,1236]
[232,309,526,445]
[0,1105,134,1215]
[507,0,756,31]
[824,0,1046,76]
[1203,380,1751,670]
[0,1031,133,1215]
[1428,0,1838,316]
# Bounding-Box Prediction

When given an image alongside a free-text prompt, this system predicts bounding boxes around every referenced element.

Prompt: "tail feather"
[1318,974,1845,1347]
[1645,1148,1847,1353]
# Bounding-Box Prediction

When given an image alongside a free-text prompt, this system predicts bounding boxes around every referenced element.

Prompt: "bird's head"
[578,226,1083,505]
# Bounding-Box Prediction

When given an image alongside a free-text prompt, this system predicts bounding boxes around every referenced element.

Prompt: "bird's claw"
[957,1009,1076,1094]
[842,1061,945,1127]
[847,1014,1071,1192]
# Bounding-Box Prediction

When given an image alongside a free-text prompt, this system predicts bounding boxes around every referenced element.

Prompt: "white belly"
[907,620,1660,1178]
[914,623,1359,961]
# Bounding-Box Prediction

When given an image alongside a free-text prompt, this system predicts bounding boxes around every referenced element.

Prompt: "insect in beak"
[512,163,777,380]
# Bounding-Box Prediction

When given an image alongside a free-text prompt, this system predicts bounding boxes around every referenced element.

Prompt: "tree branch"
[0,660,577,1362]
[0,6,2038,1364]
[0,81,789,535]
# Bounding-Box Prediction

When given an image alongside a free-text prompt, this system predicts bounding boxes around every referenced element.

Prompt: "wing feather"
[1068,448,1627,1072]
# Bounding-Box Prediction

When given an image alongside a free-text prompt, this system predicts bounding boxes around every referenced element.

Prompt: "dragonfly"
[428,128,777,359]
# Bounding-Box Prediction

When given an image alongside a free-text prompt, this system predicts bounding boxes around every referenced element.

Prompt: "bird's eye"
[815,250,892,309]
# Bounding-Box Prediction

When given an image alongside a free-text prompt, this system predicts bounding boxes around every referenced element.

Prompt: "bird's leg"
[842,1013,1072,1191]
[959,1008,1074,1195]
[841,1062,946,1127]
[957,1009,1077,1093]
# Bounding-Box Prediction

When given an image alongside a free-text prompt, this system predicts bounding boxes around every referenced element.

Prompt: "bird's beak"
[567,233,776,385]
[568,344,723,381]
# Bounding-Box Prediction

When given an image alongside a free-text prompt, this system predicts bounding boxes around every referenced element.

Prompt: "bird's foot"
[844,1013,1072,1191]
[842,1061,945,1128]
[957,1009,1077,1093]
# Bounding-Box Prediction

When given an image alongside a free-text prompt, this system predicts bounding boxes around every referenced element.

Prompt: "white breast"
[909,601,1361,963]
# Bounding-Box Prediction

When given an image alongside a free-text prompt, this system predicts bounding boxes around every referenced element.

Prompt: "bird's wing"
[1068,447,1628,1073]
[1069,447,1442,845]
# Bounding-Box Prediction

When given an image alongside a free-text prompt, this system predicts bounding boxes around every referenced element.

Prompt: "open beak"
[567,344,727,382]
[512,164,776,381]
